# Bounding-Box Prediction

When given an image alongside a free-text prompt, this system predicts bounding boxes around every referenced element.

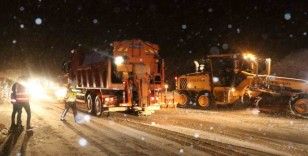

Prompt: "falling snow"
[222,43,229,50]
[208,8,213,13]
[12,40,17,44]
[236,28,241,33]
[303,32,307,36]
[227,24,232,29]
[20,24,24,29]
[35,17,43,25]
[181,24,187,30]
[19,6,25,11]
[284,13,291,20]
[78,138,88,147]
[92,19,98,24]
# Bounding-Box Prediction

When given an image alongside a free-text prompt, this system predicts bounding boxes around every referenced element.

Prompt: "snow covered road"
[0,100,307,155]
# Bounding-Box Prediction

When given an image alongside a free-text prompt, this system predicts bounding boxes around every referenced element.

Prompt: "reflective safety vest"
[11,83,29,104]
[65,90,77,103]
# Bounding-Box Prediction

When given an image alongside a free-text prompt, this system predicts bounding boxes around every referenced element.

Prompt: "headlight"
[114,56,124,65]
[213,77,219,83]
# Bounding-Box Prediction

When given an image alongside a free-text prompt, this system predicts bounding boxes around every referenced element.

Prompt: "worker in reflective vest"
[60,86,77,122]
[10,83,22,132]
[10,76,32,132]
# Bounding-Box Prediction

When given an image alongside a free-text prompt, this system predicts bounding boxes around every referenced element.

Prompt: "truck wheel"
[289,95,308,118]
[177,93,189,108]
[94,95,102,116]
[86,94,94,114]
[197,92,211,109]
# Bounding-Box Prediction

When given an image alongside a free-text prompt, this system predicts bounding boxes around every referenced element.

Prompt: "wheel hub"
[178,94,188,106]
[198,95,209,107]
[294,99,308,114]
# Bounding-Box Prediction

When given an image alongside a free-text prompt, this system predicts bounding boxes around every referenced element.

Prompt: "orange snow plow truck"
[63,39,166,116]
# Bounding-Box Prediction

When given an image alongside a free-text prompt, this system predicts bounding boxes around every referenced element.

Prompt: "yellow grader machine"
[175,53,308,118]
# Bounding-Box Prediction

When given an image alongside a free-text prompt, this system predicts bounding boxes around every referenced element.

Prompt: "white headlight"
[114,56,124,65]
[213,77,219,83]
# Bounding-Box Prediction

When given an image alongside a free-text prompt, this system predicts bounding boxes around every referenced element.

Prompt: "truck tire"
[94,95,102,116]
[289,94,308,119]
[86,94,94,114]
[196,92,211,109]
[177,92,190,108]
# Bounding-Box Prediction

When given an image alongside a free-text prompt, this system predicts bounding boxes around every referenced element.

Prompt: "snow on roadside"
[153,124,289,156]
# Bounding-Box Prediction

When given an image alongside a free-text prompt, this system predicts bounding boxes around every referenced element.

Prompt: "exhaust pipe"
[194,61,199,73]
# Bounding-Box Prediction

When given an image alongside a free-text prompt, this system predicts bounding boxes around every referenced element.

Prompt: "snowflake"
[92,19,98,24]
[284,13,291,20]
[208,8,213,13]
[34,17,43,25]
[19,6,25,11]
[303,32,307,36]
[78,138,88,147]
[222,43,229,50]
[84,115,91,122]
[188,50,192,54]
[20,24,24,29]
[181,24,187,30]
[289,34,293,38]
[12,40,17,44]
[236,28,241,33]
[209,27,213,31]
[77,6,82,11]
[227,24,232,29]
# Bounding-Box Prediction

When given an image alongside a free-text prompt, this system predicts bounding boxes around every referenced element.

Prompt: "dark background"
[0,0,307,82]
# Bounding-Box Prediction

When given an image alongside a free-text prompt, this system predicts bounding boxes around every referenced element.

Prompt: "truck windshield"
[211,58,234,87]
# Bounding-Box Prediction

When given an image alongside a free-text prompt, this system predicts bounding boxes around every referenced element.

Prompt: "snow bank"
[272,49,308,80]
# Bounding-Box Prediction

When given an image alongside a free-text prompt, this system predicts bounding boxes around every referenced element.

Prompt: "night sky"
[0,0,307,81]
